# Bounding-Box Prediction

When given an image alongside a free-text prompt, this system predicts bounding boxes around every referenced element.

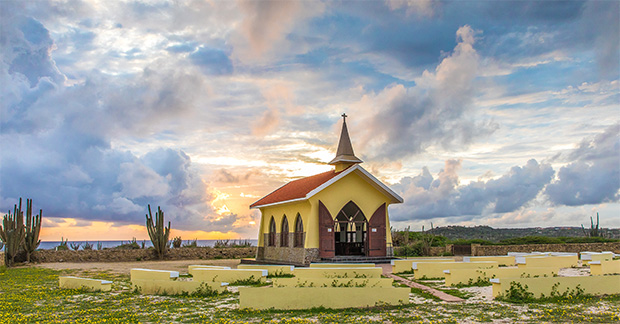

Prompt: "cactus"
[23,199,42,263]
[581,213,602,237]
[145,205,170,260]
[0,199,26,267]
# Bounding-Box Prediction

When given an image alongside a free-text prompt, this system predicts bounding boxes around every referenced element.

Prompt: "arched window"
[268,217,276,247]
[294,213,304,247]
[280,215,289,247]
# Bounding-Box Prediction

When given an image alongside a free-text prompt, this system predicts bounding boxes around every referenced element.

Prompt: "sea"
[0,239,258,251]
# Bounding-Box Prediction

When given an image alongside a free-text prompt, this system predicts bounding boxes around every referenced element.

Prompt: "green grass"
[1,267,619,323]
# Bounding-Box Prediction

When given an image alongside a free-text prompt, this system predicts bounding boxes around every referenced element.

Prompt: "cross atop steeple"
[329,113,363,171]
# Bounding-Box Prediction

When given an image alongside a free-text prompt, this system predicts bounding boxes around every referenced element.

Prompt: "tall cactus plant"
[0,199,26,267]
[145,205,170,260]
[23,199,42,263]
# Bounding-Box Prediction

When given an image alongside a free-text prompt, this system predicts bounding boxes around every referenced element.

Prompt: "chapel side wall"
[255,201,316,265]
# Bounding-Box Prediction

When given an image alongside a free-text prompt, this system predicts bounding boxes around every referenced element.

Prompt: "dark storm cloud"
[545,124,620,206]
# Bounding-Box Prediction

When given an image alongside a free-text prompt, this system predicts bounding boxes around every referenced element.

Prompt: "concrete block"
[492,275,620,298]
[130,268,179,281]
[589,260,620,276]
[237,264,294,275]
[310,263,375,268]
[239,287,410,310]
[188,265,231,275]
[293,267,383,278]
[463,256,515,266]
[59,276,112,292]
[391,258,455,273]
[131,278,227,295]
[444,267,557,286]
[413,261,497,279]
[516,255,578,269]
[191,268,267,283]
[272,277,394,288]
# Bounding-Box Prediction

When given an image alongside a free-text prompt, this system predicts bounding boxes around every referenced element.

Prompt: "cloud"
[233,0,325,61]
[0,14,230,232]
[385,0,435,17]
[545,124,620,206]
[354,25,497,161]
[391,159,554,221]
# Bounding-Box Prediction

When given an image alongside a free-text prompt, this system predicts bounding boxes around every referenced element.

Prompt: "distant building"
[250,114,403,265]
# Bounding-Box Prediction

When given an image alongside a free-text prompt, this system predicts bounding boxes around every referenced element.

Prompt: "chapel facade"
[250,114,403,265]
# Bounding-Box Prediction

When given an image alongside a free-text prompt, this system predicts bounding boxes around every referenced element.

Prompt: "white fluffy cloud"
[353,25,497,161]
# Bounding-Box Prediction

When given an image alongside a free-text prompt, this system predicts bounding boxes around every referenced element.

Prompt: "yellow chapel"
[250,114,403,265]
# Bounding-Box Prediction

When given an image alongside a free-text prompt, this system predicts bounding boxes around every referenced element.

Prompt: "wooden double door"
[319,201,386,258]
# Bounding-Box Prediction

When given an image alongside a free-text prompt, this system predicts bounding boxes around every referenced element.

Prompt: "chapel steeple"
[329,113,363,172]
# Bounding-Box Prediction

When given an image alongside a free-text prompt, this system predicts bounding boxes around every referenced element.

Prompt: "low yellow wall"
[392,258,455,273]
[59,276,112,292]
[581,252,614,262]
[589,253,614,263]
[444,267,557,286]
[516,255,578,269]
[492,275,620,298]
[310,263,375,268]
[590,260,620,276]
[463,256,515,266]
[239,287,410,310]
[413,261,497,279]
[272,277,394,288]
[191,268,267,283]
[188,265,230,275]
[237,264,295,275]
[130,269,179,281]
[132,279,227,295]
[293,267,383,278]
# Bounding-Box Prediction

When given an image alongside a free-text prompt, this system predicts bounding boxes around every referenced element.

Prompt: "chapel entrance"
[334,201,367,256]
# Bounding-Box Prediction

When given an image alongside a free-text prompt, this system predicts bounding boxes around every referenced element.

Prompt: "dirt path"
[31,259,242,275]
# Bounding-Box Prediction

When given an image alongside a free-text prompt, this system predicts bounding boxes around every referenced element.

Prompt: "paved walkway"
[380,263,464,303]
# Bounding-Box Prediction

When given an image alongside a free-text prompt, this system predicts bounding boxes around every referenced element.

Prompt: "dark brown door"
[368,203,386,257]
[318,200,335,258]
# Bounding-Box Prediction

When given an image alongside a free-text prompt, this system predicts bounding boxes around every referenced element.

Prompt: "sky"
[1,0,618,242]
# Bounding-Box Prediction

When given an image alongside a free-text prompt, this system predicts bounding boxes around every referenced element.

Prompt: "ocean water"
[29,239,257,251]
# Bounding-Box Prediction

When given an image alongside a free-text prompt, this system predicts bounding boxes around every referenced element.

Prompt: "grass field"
[1,266,619,323]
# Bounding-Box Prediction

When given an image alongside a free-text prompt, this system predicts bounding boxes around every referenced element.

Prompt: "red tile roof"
[250,170,342,208]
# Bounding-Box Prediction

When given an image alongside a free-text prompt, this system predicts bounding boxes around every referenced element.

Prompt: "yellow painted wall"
[272,277,394,288]
[257,200,311,248]
[256,170,397,250]
[59,276,112,292]
[310,263,375,268]
[492,275,620,298]
[444,267,557,286]
[516,255,578,269]
[132,279,227,295]
[191,268,267,282]
[588,253,614,263]
[237,264,295,275]
[589,260,620,276]
[413,261,498,279]
[293,267,383,278]
[464,256,515,266]
[187,265,230,274]
[392,258,456,273]
[239,287,410,310]
[131,269,179,281]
